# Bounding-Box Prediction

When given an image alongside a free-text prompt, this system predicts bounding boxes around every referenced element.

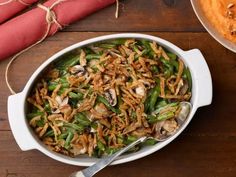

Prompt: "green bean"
[109,39,126,45]
[160,56,174,67]
[144,86,157,113]
[44,129,54,137]
[69,92,83,100]
[167,52,177,60]
[64,131,74,149]
[59,77,68,83]
[131,110,137,120]
[117,95,123,108]
[147,103,177,123]
[157,111,175,121]
[144,90,152,108]
[56,55,80,69]
[132,44,143,56]
[106,147,120,155]
[48,82,57,91]
[26,112,44,119]
[97,141,106,151]
[133,44,139,52]
[75,113,91,126]
[149,85,160,113]
[160,57,172,67]
[150,65,159,73]
[91,66,98,72]
[155,100,167,110]
[184,67,192,91]
[68,92,79,99]
[58,132,69,139]
[48,80,69,92]
[164,70,172,78]
[58,88,67,95]
[97,95,121,114]
[142,138,157,146]
[85,54,101,61]
[147,115,158,124]
[153,102,179,115]
[140,39,151,50]
[63,122,84,132]
[44,102,51,113]
[170,59,179,71]
[91,122,98,130]
[117,135,124,144]
[69,99,78,108]
[144,96,151,113]
[36,119,44,127]
[124,135,138,145]
[77,92,84,99]
[139,40,155,58]
[99,43,117,49]
[83,47,94,54]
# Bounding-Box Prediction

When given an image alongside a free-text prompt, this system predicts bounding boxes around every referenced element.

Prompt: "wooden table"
[1,1,236,177]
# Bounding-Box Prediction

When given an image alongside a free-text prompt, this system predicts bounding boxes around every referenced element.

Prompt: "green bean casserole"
[27,39,192,157]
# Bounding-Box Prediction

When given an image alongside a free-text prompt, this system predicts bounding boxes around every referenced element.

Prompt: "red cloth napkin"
[0,0,116,60]
[0,0,39,24]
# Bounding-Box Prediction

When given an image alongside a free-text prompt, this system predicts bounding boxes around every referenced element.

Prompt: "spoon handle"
[71,136,147,177]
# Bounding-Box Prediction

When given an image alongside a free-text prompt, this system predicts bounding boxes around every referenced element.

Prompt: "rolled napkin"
[0,0,39,24]
[0,0,116,60]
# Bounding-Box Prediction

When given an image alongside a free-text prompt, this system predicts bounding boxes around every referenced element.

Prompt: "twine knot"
[37,3,63,29]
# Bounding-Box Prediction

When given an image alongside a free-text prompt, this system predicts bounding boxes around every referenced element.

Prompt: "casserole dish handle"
[184,49,213,107]
[8,92,36,151]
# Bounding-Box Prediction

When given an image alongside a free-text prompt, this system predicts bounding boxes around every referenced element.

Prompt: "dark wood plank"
[1,131,236,177]
[62,0,205,32]
[1,32,236,136]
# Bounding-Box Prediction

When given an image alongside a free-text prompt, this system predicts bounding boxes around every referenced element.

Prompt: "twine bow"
[37,2,63,30]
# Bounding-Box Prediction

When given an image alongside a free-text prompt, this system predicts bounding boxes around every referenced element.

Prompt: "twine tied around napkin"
[37,2,63,30]
[5,0,67,95]
[0,0,30,6]
[5,0,120,95]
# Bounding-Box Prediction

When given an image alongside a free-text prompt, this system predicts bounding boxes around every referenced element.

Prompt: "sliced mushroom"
[154,119,178,140]
[162,119,178,133]
[104,88,117,106]
[52,96,69,113]
[103,74,111,84]
[179,79,189,95]
[138,79,151,88]
[69,65,86,77]
[154,121,165,139]
[176,102,191,125]
[79,49,87,67]
[94,103,110,115]
[175,78,184,95]
[135,86,145,97]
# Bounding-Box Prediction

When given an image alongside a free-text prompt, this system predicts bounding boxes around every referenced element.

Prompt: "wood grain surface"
[1,1,236,177]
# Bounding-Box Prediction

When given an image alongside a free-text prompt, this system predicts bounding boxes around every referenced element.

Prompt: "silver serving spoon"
[70,102,192,177]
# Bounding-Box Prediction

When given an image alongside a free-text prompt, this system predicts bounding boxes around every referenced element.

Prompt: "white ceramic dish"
[8,33,213,166]
[191,0,236,53]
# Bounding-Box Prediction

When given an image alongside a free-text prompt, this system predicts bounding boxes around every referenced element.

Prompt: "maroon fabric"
[0,0,39,24]
[0,0,116,60]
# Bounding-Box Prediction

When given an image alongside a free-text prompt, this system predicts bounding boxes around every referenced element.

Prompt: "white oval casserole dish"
[8,33,213,166]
